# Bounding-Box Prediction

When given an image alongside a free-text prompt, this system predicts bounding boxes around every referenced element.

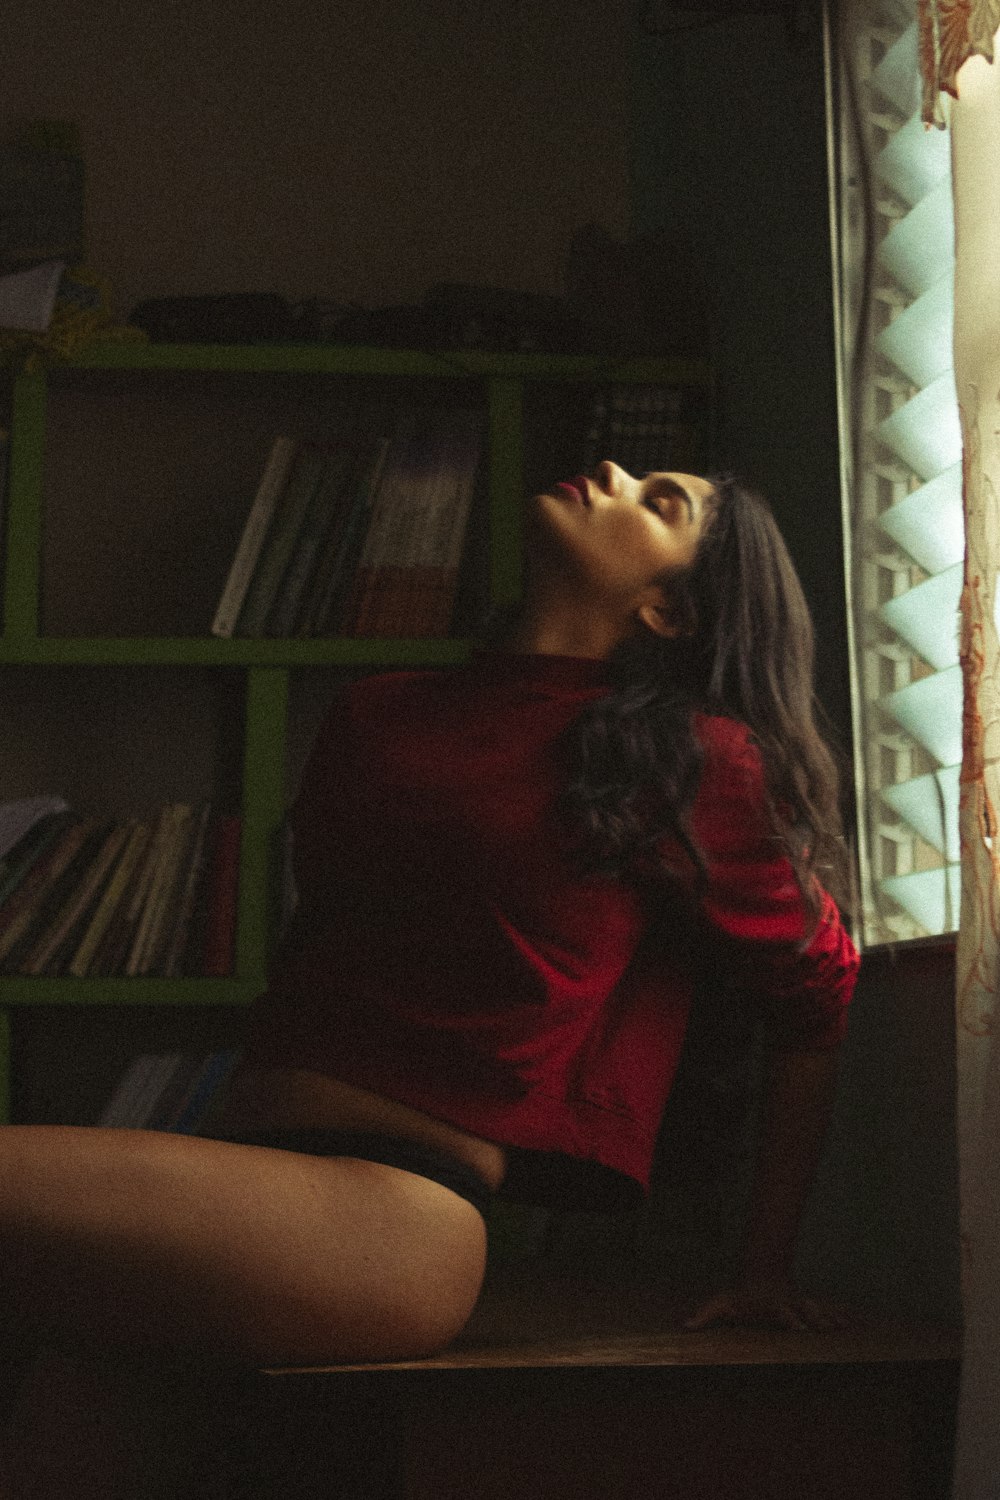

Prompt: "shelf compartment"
[38,367,492,640]
[9,1000,252,1127]
[0,667,248,984]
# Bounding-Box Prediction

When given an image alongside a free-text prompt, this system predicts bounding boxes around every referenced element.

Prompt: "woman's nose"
[593,460,622,494]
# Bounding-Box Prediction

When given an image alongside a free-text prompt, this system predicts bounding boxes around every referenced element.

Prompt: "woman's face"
[529,460,714,637]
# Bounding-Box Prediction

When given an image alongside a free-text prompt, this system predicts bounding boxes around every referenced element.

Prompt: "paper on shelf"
[0,259,65,332]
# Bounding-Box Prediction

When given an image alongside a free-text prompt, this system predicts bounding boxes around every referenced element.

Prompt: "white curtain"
[921,4,1000,1492]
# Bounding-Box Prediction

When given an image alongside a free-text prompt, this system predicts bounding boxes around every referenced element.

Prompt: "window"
[828,0,962,944]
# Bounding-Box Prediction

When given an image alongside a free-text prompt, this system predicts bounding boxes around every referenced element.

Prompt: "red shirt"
[242,651,859,1203]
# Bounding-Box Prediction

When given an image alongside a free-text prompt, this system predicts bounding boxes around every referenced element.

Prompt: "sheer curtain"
[919,2,1000,1493]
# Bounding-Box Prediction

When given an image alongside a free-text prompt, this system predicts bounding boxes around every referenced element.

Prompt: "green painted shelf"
[0,977,257,1007]
[59,340,712,385]
[0,637,475,668]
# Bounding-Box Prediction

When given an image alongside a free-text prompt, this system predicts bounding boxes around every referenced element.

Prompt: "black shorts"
[209,1127,495,1220]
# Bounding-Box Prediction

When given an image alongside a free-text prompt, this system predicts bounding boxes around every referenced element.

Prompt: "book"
[99,1049,238,1134]
[352,424,447,635]
[126,804,194,977]
[97,804,177,978]
[0,817,98,969]
[142,805,203,977]
[397,416,481,635]
[200,813,242,976]
[300,429,394,636]
[67,820,151,977]
[350,412,482,637]
[340,414,422,634]
[233,446,327,637]
[264,441,356,638]
[99,1053,183,1128]
[21,820,132,976]
[144,1051,209,1130]
[167,1049,238,1134]
[0,795,68,868]
[161,802,213,977]
[211,435,299,637]
[0,806,74,910]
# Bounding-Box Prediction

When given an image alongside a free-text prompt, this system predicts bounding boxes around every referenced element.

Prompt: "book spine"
[99,1055,163,1127]
[305,430,393,636]
[140,805,200,976]
[68,820,150,977]
[173,1049,238,1134]
[0,808,75,912]
[127,805,193,977]
[145,1052,208,1130]
[384,416,481,636]
[101,1054,184,1129]
[349,416,452,636]
[161,802,213,977]
[0,794,69,869]
[211,436,299,637]
[265,444,354,639]
[0,818,97,970]
[24,821,131,976]
[340,419,415,634]
[117,805,178,977]
[235,447,327,638]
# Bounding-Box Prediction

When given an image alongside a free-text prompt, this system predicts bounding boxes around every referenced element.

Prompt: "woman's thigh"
[0,1126,488,1367]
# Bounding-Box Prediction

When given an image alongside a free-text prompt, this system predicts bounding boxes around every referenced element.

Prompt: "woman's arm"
[684,1047,846,1330]
[740,1047,841,1279]
[680,719,858,1329]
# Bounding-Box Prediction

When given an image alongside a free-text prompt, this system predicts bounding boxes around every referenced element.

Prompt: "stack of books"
[211,403,483,640]
[0,796,241,978]
[99,1049,238,1133]
[580,384,700,476]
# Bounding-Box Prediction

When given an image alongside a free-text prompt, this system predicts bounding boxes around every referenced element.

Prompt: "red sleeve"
[682,715,860,1051]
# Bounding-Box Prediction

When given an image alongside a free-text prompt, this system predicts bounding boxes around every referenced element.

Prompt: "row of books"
[99,1048,238,1134]
[0,795,240,978]
[580,383,700,476]
[211,402,483,640]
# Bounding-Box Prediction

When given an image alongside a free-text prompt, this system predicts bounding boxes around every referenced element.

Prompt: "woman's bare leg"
[0,1125,488,1365]
[0,1125,487,1496]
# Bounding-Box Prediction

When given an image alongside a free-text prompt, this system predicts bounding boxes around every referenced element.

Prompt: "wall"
[630,0,852,745]
[1,0,631,316]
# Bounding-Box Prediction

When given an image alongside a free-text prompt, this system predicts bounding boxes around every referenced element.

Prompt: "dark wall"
[629,2,852,748]
[628,1,960,1326]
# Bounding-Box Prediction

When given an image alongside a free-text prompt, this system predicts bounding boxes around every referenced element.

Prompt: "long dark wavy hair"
[558,472,849,917]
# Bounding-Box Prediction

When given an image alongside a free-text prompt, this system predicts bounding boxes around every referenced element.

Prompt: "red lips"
[554,478,588,506]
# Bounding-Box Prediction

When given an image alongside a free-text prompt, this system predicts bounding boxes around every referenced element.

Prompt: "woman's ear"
[636,589,696,640]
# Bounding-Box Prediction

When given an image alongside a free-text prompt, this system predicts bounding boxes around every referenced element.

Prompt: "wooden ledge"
[265,1281,961,1375]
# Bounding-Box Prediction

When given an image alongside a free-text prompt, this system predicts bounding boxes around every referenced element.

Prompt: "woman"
[0,462,858,1399]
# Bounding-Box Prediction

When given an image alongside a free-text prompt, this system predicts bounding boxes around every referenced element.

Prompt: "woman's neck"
[503,594,627,662]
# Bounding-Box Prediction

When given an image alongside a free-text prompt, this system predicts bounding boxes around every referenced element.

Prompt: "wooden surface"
[265,1279,962,1374]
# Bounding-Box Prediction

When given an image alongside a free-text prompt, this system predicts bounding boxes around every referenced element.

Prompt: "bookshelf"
[0,340,713,1125]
